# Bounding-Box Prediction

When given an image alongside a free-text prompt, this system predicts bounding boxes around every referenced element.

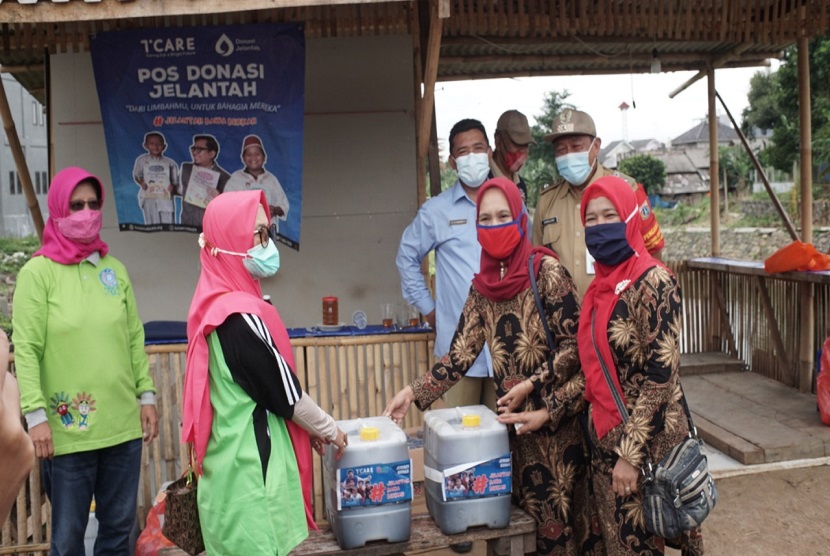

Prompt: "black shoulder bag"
[589,308,717,539]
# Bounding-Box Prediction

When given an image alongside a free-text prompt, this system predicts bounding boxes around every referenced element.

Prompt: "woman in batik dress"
[577,175,704,555]
[385,177,604,556]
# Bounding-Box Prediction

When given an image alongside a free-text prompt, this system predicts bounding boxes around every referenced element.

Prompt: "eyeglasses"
[254,224,278,248]
[69,200,101,212]
[190,146,209,153]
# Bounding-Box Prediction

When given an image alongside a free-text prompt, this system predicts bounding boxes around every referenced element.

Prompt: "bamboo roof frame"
[1,0,829,105]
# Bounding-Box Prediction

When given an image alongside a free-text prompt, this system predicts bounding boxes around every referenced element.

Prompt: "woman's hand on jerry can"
[331,428,348,460]
[383,386,414,426]
[496,379,533,414]
[497,408,550,435]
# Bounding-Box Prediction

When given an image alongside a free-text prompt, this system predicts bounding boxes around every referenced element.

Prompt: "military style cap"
[496,110,536,145]
[543,109,597,143]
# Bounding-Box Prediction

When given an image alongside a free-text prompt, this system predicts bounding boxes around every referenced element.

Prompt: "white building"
[0,73,48,238]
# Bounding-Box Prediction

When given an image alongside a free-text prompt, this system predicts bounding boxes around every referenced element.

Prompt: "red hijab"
[472,177,554,301]
[182,190,316,530]
[578,176,667,439]
[34,167,109,264]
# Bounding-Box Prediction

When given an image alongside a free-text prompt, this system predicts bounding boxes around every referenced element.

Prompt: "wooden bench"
[159,505,536,556]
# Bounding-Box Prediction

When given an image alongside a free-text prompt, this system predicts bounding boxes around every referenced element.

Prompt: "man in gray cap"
[490,109,535,203]
[532,108,664,297]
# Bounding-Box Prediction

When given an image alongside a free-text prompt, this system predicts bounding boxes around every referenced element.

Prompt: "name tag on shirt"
[586,248,596,275]
[449,219,467,226]
[542,217,558,226]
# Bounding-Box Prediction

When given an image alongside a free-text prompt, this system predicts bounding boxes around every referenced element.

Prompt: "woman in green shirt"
[13,167,158,555]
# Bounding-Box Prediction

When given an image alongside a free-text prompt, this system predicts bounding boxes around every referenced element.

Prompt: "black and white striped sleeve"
[215,312,303,420]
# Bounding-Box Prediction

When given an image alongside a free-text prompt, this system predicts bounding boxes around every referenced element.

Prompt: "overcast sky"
[434,62,780,156]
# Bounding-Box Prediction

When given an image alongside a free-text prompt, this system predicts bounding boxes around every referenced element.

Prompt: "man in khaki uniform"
[532,109,664,297]
[490,109,536,203]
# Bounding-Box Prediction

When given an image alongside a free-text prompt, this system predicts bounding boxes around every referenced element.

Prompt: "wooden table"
[159,505,536,556]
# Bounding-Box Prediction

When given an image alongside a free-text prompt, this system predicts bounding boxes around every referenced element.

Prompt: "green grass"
[0,236,40,335]
[653,198,710,227]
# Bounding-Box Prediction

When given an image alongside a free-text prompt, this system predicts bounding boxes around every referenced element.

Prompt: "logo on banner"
[215,34,234,57]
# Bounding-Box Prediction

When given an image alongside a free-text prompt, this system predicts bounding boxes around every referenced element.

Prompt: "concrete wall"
[50,34,417,327]
[0,74,49,237]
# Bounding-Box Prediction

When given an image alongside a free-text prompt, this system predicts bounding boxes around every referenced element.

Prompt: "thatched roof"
[1,0,829,104]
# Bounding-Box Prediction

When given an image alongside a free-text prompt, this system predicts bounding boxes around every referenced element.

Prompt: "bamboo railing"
[670,258,830,389]
[0,331,435,553]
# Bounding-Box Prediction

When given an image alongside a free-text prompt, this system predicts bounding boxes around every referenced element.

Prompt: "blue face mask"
[243,240,281,279]
[585,222,635,266]
[555,139,596,185]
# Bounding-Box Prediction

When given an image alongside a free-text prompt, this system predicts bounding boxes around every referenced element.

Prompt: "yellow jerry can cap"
[360,426,380,441]
[461,414,481,428]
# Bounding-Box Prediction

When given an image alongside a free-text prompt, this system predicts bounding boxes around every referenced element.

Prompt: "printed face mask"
[57,210,103,244]
[503,150,528,174]
[555,139,596,186]
[454,152,490,188]
[584,222,635,266]
[477,216,524,260]
[243,240,281,279]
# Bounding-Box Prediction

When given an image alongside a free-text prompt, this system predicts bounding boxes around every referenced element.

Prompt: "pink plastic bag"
[818,337,830,427]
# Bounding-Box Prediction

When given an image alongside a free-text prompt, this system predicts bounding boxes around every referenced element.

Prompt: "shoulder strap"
[528,253,556,352]
[589,308,698,435]
[590,308,629,421]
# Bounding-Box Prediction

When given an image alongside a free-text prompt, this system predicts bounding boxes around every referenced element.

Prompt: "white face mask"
[454,152,490,188]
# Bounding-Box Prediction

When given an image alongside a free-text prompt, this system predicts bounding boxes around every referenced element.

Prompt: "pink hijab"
[182,190,316,530]
[34,167,109,264]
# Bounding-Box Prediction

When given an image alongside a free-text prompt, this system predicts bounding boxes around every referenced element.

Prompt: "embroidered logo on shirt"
[615,279,632,295]
[449,219,467,226]
[72,392,97,431]
[542,217,558,226]
[50,392,75,429]
[99,268,118,296]
[640,203,651,219]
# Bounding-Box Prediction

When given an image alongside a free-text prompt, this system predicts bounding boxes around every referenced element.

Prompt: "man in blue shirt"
[396,119,496,412]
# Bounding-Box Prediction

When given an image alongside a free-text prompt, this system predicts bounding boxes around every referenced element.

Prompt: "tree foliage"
[523,91,575,207]
[718,145,753,192]
[741,34,830,175]
[618,154,666,195]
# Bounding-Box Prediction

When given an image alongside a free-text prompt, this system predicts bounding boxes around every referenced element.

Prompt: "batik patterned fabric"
[411,256,604,556]
[587,266,704,555]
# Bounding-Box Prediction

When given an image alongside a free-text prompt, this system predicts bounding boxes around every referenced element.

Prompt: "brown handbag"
[162,446,205,556]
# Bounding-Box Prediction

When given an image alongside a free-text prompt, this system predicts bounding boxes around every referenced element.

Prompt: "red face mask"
[503,150,528,173]
[477,216,524,260]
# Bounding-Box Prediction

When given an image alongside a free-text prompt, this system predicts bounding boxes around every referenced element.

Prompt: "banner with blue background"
[90,23,305,250]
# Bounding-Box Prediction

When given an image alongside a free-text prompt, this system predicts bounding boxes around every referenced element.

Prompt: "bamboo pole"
[0,77,45,241]
[707,66,720,257]
[416,0,444,162]
[714,90,800,241]
[429,105,441,198]
[797,32,815,393]
[412,0,427,209]
[707,67,722,352]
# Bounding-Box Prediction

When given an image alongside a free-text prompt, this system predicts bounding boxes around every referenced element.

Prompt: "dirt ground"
[415,463,830,556]
[700,465,830,555]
